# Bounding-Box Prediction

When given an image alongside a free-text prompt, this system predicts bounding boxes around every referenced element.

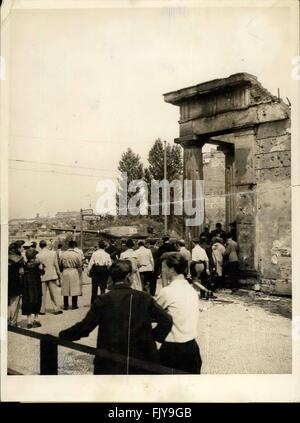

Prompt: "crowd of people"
[8,221,239,374]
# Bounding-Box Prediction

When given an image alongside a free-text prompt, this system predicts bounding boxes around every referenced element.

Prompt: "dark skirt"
[159,339,202,374]
[22,300,42,315]
[22,267,42,316]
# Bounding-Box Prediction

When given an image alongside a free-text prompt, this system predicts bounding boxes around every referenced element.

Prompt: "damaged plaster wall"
[255,118,291,295]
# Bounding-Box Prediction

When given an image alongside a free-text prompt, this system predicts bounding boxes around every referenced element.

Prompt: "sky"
[6,1,297,218]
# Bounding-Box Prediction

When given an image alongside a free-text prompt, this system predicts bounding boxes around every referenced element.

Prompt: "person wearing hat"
[59,259,173,374]
[22,249,45,329]
[21,241,33,263]
[60,240,83,310]
[8,242,25,326]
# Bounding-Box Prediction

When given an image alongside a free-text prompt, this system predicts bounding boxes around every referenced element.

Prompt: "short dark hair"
[57,243,63,249]
[216,222,222,228]
[178,240,185,247]
[69,240,77,248]
[162,235,170,242]
[138,240,145,247]
[126,239,134,248]
[109,260,132,283]
[39,240,47,249]
[161,252,188,275]
[98,240,106,249]
[192,238,200,244]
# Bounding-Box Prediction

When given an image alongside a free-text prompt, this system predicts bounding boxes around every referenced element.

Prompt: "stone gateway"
[164,73,291,295]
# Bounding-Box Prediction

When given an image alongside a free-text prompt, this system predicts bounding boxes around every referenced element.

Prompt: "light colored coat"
[211,242,226,276]
[120,249,143,291]
[60,249,82,296]
[37,249,60,282]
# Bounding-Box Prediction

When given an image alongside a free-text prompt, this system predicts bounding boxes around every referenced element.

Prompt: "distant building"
[55,211,80,219]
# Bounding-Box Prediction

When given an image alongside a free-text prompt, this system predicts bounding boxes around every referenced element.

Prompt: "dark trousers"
[91,266,109,304]
[159,339,202,374]
[225,261,239,288]
[140,271,156,296]
[64,296,78,308]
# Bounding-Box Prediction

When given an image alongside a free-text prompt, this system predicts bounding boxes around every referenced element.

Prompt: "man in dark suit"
[210,222,227,244]
[59,260,173,374]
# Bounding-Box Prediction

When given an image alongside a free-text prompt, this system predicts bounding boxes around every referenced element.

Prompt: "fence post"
[40,338,58,375]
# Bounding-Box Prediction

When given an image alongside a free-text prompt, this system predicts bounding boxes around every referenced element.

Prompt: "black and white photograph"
[1,0,300,403]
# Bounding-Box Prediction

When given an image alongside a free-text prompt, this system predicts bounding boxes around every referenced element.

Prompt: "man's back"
[37,249,59,281]
[136,246,153,271]
[59,285,172,374]
[105,244,120,260]
[157,242,177,258]
[226,239,238,262]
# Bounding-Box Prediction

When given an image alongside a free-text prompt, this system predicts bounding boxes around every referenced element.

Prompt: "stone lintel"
[179,102,289,139]
[163,73,257,105]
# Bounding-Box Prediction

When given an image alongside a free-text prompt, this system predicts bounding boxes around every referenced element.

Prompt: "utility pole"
[163,140,167,234]
[80,209,83,250]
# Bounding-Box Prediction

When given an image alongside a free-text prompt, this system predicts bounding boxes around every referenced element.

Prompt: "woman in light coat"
[120,239,143,291]
[60,240,82,310]
[211,236,226,290]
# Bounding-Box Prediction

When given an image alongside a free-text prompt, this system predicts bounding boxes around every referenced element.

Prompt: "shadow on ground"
[231,290,292,319]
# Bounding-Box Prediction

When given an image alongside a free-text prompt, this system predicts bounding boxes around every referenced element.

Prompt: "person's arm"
[193,280,210,293]
[150,298,173,343]
[156,288,169,311]
[59,298,103,341]
[87,252,96,276]
[203,250,210,274]
[107,253,112,268]
[149,250,154,269]
[224,244,231,257]
[53,253,61,279]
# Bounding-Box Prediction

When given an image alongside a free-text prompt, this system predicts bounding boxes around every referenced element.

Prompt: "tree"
[145,139,183,232]
[117,148,144,217]
[147,138,183,181]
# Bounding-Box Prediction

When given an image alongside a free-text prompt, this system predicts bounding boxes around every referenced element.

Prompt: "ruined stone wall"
[254,117,291,295]
[203,151,226,227]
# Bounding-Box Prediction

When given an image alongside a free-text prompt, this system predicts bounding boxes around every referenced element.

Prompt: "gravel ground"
[7,271,292,375]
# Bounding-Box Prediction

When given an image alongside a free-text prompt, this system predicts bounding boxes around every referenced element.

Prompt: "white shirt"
[156,276,199,343]
[192,245,209,262]
[135,246,154,272]
[179,246,191,261]
[74,247,85,263]
[87,249,112,274]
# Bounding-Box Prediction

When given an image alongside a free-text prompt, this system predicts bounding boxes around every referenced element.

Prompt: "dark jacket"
[105,245,121,261]
[8,252,24,300]
[157,242,177,258]
[210,229,227,244]
[59,283,173,374]
[22,259,44,315]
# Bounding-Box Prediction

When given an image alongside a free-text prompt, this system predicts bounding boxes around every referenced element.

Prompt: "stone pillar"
[217,144,235,230]
[182,140,205,244]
